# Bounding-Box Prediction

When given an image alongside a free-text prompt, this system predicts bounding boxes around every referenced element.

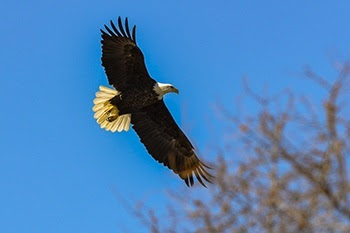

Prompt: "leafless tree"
[124,62,350,233]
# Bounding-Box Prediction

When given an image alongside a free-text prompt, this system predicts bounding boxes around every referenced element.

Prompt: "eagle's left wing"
[131,101,213,187]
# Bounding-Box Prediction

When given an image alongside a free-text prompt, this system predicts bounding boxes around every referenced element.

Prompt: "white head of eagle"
[153,82,179,100]
[92,17,213,188]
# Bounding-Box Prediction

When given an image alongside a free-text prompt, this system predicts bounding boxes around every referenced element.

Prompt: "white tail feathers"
[92,86,131,132]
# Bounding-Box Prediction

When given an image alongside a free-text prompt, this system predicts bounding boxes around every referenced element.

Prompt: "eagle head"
[154,82,179,99]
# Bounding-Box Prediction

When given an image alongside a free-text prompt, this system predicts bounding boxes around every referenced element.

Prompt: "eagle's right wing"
[100,17,155,92]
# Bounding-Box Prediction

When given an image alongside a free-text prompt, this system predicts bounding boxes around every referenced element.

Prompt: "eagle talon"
[107,116,117,122]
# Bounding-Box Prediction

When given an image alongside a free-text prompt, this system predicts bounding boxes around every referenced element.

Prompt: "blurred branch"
[130,62,350,233]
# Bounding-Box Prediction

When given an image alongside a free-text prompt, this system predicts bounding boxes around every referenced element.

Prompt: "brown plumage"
[94,17,213,187]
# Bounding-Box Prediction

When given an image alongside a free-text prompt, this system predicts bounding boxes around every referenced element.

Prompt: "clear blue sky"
[1,0,350,232]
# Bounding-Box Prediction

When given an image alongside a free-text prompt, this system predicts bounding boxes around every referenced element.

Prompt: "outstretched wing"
[100,17,155,92]
[131,101,213,187]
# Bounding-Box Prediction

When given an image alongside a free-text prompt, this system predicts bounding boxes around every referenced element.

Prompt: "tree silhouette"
[124,62,350,233]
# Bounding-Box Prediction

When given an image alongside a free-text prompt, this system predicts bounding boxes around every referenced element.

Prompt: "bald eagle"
[93,17,212,187]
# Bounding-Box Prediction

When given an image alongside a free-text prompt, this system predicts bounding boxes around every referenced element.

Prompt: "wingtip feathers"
[179,158,213,188]
[101,17,136,43]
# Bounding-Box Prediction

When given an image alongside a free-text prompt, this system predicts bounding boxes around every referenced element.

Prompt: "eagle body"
[93,17,212,187]
[109,85,157,115]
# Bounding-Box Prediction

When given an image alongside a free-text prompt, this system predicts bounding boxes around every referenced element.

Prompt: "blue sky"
[1,0,350,232]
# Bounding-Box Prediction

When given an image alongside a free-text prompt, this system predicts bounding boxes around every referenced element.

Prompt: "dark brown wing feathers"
[132,101,213,187]
[100,17,155,92]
